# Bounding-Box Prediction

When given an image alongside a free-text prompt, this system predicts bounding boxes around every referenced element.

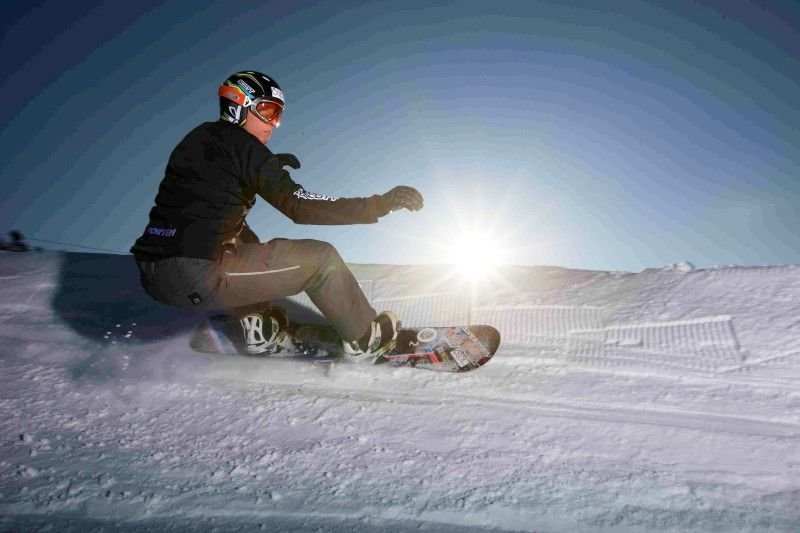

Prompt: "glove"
[275,153,301,170]
[379,186,424,215]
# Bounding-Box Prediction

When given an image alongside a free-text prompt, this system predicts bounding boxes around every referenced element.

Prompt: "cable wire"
[24,237,128,255]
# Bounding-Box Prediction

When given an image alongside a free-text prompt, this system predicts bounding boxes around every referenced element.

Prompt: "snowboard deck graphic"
[190,316,500,373]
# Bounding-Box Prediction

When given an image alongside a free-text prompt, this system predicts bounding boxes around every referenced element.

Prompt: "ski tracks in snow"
[2,254,800,531]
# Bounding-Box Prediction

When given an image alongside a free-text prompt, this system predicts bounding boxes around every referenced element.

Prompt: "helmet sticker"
[228,106,242,122]
[219,85,247,106]
[237,80,256,96]
[271,87,284,102]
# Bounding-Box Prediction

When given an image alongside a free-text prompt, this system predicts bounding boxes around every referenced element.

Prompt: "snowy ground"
[0,251,798,532]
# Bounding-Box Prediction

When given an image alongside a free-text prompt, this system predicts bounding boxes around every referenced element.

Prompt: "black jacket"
[131,121,384,259]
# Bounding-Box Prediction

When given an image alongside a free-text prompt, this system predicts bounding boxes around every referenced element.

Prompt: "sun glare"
[410,167,528,285]
[448,231,508,280]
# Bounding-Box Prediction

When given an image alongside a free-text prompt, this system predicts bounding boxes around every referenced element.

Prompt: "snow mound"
[660,261,695,272]
[1,251,798,532]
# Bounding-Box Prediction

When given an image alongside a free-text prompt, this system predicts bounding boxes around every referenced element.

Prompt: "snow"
[0,251,798,532]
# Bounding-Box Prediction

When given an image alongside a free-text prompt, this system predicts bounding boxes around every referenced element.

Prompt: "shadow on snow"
[52,252,326,345]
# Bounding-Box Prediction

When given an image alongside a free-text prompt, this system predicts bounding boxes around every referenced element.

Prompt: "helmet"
[218,71,285,127]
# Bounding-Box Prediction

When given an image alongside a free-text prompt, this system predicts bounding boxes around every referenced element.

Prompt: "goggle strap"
[218,85,249,107]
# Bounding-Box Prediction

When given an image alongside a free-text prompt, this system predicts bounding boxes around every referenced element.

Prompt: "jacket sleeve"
[254,155,385,225]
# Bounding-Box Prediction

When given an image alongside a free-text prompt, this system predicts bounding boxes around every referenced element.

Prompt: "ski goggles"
[218,85,284,127]
[250,100,283,127]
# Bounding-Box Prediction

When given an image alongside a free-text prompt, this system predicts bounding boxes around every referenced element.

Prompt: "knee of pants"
[310,239,344,267]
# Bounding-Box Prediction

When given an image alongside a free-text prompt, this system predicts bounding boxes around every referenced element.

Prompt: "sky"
[0,0,798,271]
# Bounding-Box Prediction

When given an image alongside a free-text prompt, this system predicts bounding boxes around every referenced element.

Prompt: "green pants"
[134,239,376,342]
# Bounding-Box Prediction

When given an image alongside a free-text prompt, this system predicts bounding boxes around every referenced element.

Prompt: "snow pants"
[134,239,376,342]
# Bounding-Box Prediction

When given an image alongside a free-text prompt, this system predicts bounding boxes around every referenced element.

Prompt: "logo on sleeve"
[293,188,337,201]
[146,226,177,237]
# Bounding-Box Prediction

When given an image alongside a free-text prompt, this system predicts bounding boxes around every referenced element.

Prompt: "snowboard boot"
[239,307,288,355]
[342,311,398,363]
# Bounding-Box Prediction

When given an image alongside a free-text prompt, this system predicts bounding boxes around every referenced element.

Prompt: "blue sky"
[1,0,798,271]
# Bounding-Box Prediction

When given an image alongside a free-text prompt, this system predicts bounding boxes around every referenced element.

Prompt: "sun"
[448,231,509,281]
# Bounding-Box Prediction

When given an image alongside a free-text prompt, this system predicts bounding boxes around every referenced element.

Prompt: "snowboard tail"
[380,325,498,371]
[191,316,500,373]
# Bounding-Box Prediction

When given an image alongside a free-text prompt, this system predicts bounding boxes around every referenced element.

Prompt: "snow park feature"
[0,250,799,531]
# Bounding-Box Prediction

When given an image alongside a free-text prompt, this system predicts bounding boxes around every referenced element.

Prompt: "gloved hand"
[275,153,301,170]
[379,186,424,215]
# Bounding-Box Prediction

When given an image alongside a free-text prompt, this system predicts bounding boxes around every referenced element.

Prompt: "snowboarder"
[131,71,423,359]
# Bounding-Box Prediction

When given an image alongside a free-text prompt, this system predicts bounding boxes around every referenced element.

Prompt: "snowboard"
[190,315,500,373]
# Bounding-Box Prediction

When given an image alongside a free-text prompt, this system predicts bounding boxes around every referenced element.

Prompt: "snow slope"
[0,251,798,532]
